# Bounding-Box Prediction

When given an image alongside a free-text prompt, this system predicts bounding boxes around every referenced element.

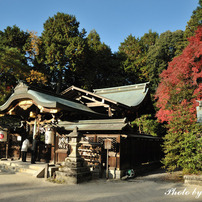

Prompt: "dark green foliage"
[0,46,29,104]
[0,115,22,129]
[0,25,31,66]
[146,30,186,93]
[118,30,159,86]
[40,12,86,93]
[119,34,144,84]
[178,125,202,174]
[0,26,31,104]
[131,114,166,137]
[185,0,202,38]
[162,119,202,174]
[0,25,30,54]
[81,30,125,90]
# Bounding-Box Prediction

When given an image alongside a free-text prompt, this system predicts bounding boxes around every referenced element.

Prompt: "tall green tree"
[139,30,159,81]
[0,26,31,104]
[146,30,186,93]
[0,25,30,54]
[0,25,31,65]
[184,0,202,38]
[81,29,124,90]
[118,30,158,84]
[40,12,86,93]
[118,34,144,84]
[0,46,29,104]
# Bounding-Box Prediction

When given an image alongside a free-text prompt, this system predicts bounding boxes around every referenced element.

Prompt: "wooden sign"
[104,139,112,150]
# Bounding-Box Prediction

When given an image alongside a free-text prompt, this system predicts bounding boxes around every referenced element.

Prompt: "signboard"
[104,139,112,150]
[104,139,112,179]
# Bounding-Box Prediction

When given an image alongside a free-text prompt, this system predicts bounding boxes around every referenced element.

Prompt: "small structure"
[55,127,92,184]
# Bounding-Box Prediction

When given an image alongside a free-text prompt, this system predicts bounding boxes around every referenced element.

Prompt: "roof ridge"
[93,82,149,93]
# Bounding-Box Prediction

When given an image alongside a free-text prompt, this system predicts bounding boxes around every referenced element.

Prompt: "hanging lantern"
[45,127,54,144]
[17,136,22,141]
[0,130,7,142]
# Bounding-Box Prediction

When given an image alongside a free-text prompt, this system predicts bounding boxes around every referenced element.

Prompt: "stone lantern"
[66,127,82,161]
[55,127,92,184]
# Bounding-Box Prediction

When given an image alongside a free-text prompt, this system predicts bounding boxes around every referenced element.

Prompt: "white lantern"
[17,136,22,141]
[45,128,54,144]
[0,130,7,142]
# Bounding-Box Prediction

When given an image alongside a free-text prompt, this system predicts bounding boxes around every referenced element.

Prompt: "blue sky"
[0,0,199,53]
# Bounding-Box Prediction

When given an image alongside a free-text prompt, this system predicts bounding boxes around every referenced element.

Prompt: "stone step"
[184,175,202,186]
[0,159,46,178]
[59,166,90,173]
[18,167,38,175]
[56,169,92,176]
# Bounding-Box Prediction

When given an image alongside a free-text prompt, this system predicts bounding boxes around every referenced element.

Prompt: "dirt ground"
[0,169,201,202]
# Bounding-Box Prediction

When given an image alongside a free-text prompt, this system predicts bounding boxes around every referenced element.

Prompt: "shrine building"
[0,82,162,179]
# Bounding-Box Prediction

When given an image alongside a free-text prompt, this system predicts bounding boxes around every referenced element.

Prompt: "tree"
[118,34,144,84]
[80,29,125,90]
[40,12,86,93]
[131,114,166,137]
[0,25,31,65]
[140,30,159,52]
[185,0,202,38]
[156,27,202,123]
[155,26,202,173]
[0,25,30,54]
[0,46,29,104]
[146,30,187,93]
[26,70,47,87]
[139,30,159,81]
[160,103,202,173]
[118,30,158,84]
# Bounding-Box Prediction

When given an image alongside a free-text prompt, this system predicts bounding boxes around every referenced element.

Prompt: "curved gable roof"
[93,82,150,107]
[0,82,99,115]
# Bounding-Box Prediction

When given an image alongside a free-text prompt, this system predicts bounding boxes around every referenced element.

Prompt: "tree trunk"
[56,70,62,94]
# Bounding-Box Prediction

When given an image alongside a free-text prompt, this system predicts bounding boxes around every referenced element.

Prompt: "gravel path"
[0,168,201,202]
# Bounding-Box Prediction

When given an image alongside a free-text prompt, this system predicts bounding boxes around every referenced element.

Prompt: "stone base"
[55,170,92,184]
[106,169,123,179]
[184,175,202,186]
[55,157,92,184]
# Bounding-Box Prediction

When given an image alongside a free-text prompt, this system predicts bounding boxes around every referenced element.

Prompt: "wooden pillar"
[117,135,121,170]
[6,142,8,159]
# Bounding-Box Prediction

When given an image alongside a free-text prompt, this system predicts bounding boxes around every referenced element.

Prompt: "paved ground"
[0,168,201,202]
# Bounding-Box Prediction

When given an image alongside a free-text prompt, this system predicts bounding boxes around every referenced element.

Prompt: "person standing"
[21,138,30,162]
[31,134,39,164]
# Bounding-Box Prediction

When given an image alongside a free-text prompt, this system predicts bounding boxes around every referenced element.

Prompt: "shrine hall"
[0,81,162,179]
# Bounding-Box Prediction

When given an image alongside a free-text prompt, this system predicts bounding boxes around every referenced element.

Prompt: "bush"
[162,123,202,174]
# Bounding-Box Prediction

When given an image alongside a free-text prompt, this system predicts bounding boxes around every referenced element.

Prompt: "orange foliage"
[26,70,47,85]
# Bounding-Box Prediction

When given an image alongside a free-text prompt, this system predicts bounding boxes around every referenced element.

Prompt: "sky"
[0,0,199,53]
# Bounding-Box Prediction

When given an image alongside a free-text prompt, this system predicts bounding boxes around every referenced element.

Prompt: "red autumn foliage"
[155,26,202,123]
